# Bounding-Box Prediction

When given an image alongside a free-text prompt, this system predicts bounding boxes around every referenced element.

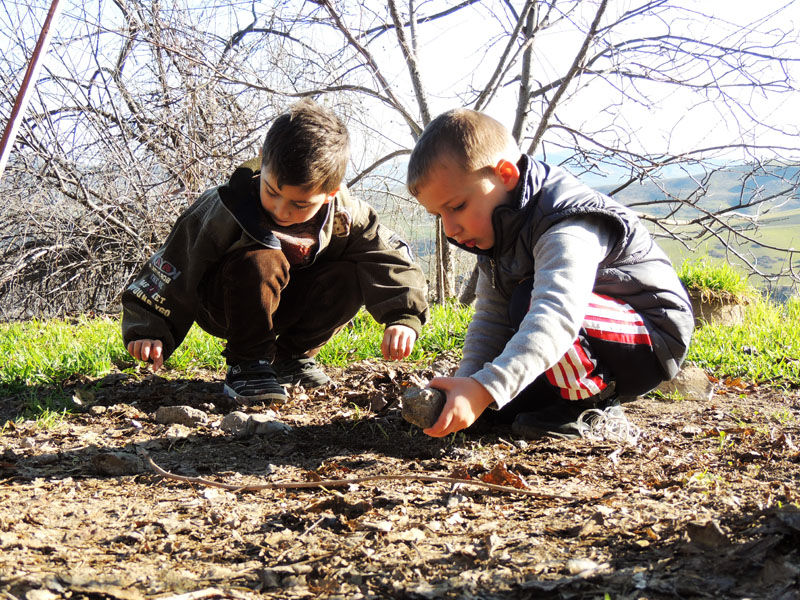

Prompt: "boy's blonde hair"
[407,108,517,196]
[262,98,350,193]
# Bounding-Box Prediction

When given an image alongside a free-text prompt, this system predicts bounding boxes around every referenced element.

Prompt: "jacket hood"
[218,157,281,248]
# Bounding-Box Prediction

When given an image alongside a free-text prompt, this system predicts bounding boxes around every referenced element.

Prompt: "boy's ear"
[324,188,340,203]
[494,159,520,190]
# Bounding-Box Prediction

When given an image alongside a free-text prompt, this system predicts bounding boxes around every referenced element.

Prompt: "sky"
[405,0,800,161]
[2,0,799,183]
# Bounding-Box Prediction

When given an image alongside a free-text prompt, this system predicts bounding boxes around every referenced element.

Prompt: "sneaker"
[273,357,331,388]
[511,397,639,443]
[511,401,589,440]
[224,360,287,405]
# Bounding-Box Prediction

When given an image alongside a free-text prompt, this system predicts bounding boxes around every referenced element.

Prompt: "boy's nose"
[272,200,290,222]
[441,215,459,239]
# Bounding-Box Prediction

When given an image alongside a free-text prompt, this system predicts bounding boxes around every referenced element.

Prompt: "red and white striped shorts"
[544,294,653,401]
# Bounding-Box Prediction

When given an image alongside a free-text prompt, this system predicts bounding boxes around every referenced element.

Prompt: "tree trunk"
[459,262,479,306]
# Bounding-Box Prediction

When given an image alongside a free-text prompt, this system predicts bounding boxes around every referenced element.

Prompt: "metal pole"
[0,0,64,182]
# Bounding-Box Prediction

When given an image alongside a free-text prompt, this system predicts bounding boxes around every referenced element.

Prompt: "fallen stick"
[143,454,575,500]
[153,587,232,600]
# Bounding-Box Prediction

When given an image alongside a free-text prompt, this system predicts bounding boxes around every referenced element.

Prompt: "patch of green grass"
[318,302,472,367]
[677,258,753,302]
[684,468,721,488]
[650,389,686,402]
[168,326,226,372]
[419,301,472,358]
[0,316,123,387]
[33,406,69,429]
[770,408,796,425]
[318,311,384,366]
[0,317,228,389]
[0,303,473,388]
[2,292,798,421]
[717,430,735,452]
[689,295,800,386]
[7,386,73,425]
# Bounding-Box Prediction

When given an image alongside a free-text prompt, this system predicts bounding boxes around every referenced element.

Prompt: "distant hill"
[599,162,800,301]
[598,162,800,220]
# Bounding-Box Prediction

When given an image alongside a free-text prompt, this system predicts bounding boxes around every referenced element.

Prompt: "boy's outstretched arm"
[127,339,164,371]
[381,324,417,361]
[423,376,494,437]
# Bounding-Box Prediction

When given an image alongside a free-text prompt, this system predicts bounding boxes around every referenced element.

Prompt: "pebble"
[220,411,249,436]
[565,558,601,575]
[656,364,713,401]
[402,387,445,429]
[155,405,208,426]
[248,415,292,437]
[220,411,292,437]
[91,451,144,476]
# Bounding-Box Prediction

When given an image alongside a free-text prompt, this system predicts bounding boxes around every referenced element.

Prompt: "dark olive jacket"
[122,158,429,359]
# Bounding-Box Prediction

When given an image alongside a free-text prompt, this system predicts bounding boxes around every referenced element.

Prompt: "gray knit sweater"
[455,215,615,409]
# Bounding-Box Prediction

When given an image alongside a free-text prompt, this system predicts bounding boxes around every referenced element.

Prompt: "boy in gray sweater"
[407,109,693,439]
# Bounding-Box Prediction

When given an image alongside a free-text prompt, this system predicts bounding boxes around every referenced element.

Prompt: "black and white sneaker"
[274,357,331,388]
[224,360,287,405]
[511,397,640,444]
[511,401,591,440]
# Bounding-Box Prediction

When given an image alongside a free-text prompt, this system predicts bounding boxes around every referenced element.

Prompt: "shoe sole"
[511,424,581,440]
[511,419,581,440]
[276,376,331,389]
[223,384,287,406]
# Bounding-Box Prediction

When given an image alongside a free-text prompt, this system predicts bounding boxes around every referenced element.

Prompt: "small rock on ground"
[155,405,208,426]
[656,364,713,401]
[91,452,144,476]
[402,387,446,429]
[248,414,292,436]
[220,411,290,437]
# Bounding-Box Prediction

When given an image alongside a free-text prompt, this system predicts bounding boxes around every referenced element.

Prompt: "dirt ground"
[1,356,799,600]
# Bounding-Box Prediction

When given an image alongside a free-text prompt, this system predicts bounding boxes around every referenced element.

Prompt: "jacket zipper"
[489,258,498,289]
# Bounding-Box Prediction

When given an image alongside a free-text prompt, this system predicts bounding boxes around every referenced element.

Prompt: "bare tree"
[0,0,291,317]
[312,0,800,301]
[1,0,799,318]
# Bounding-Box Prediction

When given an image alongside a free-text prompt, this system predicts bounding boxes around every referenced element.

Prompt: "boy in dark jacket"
[406,108,693,439]
[123,99,428,405]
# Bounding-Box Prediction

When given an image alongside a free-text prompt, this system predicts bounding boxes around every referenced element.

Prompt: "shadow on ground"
[1,363,799,599]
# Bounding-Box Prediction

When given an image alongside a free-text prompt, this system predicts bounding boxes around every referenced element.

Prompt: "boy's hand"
[423,377,494,438]
[127,339,164,371]
[381,325,417,361]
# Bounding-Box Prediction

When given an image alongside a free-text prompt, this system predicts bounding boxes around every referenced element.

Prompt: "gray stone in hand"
[402,387,446,429]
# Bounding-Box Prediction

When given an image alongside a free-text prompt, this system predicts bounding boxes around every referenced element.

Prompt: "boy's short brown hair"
[262,98,350,193]
[407,108,516,196]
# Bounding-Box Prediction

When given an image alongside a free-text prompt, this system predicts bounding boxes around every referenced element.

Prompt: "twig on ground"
[154,587,244,600]
[273,518,330,565]
[143,453,575,500]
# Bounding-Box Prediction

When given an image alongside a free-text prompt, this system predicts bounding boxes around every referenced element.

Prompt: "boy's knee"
[222,248,290,290]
